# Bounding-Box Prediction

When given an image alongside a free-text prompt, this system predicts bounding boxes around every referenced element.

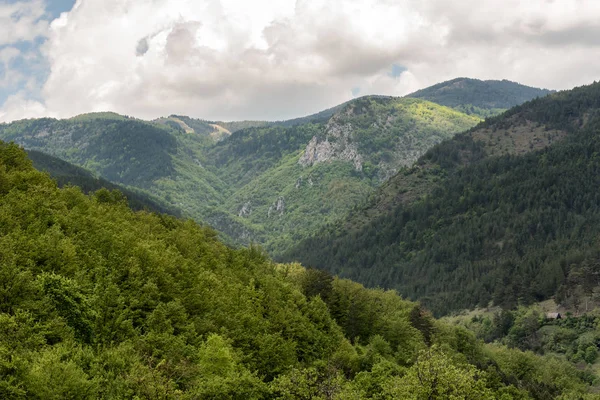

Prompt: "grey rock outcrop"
[268,197,285,218]
[238,202,252,217]
[298,116,363,171]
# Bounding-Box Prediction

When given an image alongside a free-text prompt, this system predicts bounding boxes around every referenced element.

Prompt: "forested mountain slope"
[0,112,242,238]
[407,78,553,118]
[27,149,182,216]
[0,141,596,399]
[210,97,479,253]
[0,94,479,254]
[285,82,600,315]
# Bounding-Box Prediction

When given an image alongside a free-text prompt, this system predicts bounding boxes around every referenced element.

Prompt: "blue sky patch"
[389,63,407,78]
[0,1,75,106]
[45,0,76,18]
[4,0,75,17]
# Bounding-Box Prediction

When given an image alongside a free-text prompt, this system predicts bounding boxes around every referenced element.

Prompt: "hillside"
[0,113,243,237]
[407,78,553,118]
[444,301,600,365]
[207,97,480,253]
[26,149,182,216]
[284,81,600,315]
[0,94,480,254]
[0,140,596,399]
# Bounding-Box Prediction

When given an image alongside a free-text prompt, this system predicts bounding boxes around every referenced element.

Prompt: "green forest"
[285,82,600,315]
[446,304,600,365]
[0,79,548,256]
[0,96,481,255]
[26,149,181,217]
[1,140,599,398]
[407,78,553,118]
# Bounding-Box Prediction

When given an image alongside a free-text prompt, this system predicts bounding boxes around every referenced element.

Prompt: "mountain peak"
[406,78,554,118]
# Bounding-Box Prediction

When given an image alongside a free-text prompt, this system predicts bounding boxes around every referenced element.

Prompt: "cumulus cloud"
[0,0,48,46]
[2,0,600,122]
[0,91,46,121]
[0,0,54,121]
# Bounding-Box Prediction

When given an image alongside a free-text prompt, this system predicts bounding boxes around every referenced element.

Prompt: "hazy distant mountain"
[407,77,553,118]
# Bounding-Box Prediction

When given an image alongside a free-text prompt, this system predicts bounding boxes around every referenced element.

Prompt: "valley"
[3,77,600,397]
[3,0,600,397]
[0,78,547,256]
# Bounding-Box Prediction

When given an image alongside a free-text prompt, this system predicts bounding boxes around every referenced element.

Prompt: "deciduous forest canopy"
[2,141,596,398]
[4,0,600,397]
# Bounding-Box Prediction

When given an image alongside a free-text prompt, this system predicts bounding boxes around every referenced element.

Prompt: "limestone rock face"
[238,202,252,217]
[268,197,285,218]
[298,117,363,171]
[298,136,333,167]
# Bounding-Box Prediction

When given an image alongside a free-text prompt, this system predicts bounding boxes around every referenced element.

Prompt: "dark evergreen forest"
[285,82,600,315]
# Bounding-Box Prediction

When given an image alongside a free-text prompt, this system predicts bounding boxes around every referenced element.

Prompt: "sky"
[1,0,600,122]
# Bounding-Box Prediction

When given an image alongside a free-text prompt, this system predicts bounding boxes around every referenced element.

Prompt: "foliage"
[0,141,594,398]
[207,97,478,255]
[285,81,600,315]
[0,116,178,186]
[27,149,181,216]
[381,346,494,399]
[446,304,600,371]
[216,120,272,133]
[0,95,479,256]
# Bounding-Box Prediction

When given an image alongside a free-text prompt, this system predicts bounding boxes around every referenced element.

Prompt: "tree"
[382,346,494,400]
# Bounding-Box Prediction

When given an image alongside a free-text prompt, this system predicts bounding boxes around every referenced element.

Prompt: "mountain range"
[407,77,554,118]
[4,76,600,397]
[0,78,549,255]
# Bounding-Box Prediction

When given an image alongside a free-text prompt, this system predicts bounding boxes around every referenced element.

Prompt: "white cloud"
[0,0,48,46]
[0,91,47,121]
[3,0,600,122]
[0,0,51,121]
